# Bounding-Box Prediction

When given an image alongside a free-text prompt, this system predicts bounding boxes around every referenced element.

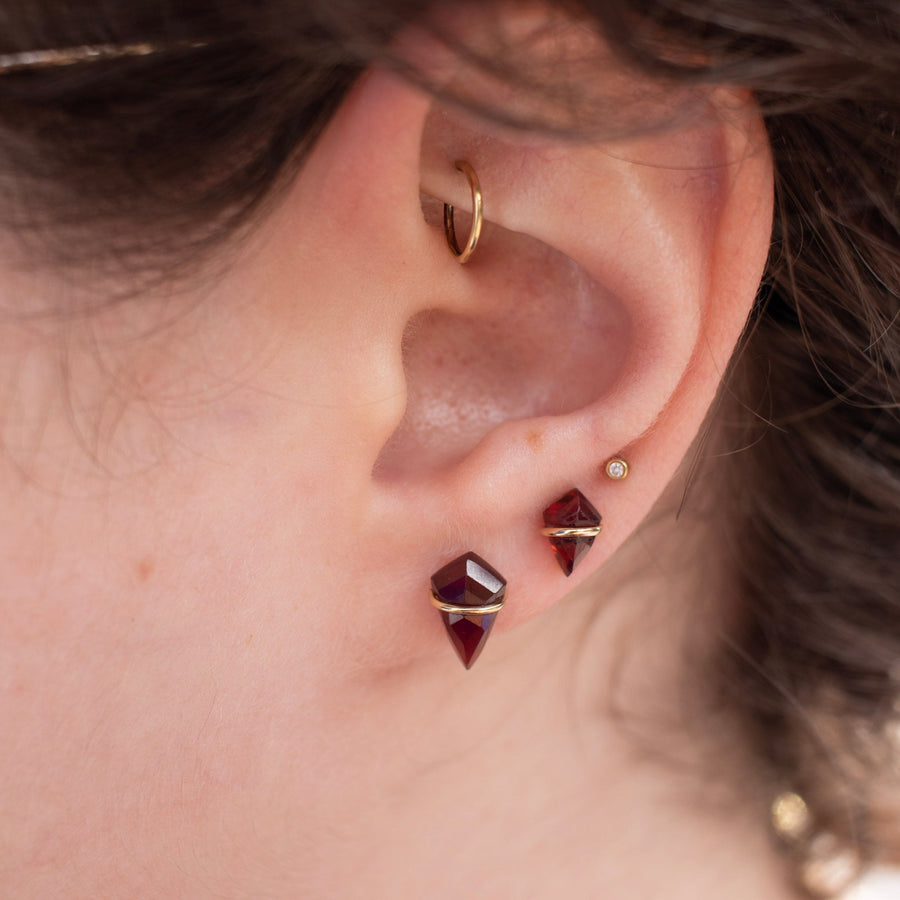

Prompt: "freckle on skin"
[136,557,155,582]
[526,428,543,451]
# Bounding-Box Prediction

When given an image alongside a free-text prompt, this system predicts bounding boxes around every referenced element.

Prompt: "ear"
[246,52,772,671]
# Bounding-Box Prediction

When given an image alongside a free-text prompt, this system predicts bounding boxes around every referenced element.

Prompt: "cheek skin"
[0,279,394,891]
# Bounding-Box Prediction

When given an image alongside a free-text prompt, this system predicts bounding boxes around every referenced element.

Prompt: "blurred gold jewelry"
[771,791,812,843]
[770,791,862,898]
[443,160,483,264]
[0,40,207,75]
[799,833,862,898]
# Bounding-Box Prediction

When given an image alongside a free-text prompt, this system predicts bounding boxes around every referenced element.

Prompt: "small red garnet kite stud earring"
[540,489,603,576]
[430,552,507,669]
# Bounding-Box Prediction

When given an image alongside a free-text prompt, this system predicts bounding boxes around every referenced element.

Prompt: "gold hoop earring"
[443,160,483,264]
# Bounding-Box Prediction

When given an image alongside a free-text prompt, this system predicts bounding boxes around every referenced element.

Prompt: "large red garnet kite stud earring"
[430,552,507,669]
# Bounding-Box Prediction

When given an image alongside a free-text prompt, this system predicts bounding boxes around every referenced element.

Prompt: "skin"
[0,29,799,898]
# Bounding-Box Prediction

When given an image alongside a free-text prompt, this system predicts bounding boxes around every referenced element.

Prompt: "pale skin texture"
[0,31,803,898]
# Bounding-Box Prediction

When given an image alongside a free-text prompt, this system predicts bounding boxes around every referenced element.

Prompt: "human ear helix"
[430,552,506,669]
[443,160,483,264]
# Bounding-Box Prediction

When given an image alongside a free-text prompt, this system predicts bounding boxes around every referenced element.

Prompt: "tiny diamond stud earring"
[604,457,629,480]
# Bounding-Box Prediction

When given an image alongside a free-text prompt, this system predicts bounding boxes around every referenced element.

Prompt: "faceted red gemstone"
[542,488,602,577]
[431,552,506,669]
[439,611,498,670]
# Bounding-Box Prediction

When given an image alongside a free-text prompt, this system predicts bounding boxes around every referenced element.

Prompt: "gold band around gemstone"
[539,526,603,538]
[443,160,483,264]
[429,592,505,615]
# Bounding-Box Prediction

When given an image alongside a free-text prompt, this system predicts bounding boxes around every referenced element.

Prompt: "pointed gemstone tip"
[542,489,602,576]
[441,611,498,668]
[431,552,507,669]
[548,536,595,576]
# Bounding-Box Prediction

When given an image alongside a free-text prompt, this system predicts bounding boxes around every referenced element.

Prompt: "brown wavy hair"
[0,0,897,887]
